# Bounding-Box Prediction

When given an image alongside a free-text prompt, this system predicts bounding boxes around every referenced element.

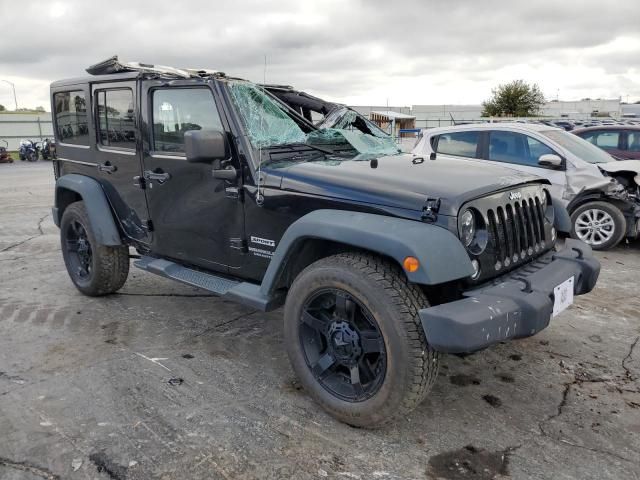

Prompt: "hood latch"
[422,198,441,222]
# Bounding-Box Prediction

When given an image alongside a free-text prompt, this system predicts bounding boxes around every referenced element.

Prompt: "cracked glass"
[228,81,401,157]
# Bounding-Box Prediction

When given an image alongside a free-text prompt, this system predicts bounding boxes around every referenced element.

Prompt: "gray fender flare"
[551,195,572,234]
[259,209,474,296]
[53,174,122,245]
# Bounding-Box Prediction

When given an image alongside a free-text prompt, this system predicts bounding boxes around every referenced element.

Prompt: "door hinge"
[229,238,247,252]
[422,198,441,222]
[144,220,154,232]
[225,186,244,201]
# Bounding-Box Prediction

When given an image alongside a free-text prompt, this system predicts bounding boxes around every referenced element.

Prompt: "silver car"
[413,123,640,250]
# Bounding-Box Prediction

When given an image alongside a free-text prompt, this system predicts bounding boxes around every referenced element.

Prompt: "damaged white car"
[413,123,640,250]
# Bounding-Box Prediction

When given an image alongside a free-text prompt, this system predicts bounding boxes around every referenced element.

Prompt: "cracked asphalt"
[1,162,639,480]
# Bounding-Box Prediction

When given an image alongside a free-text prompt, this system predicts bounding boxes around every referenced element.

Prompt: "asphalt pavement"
[1,162,639,479]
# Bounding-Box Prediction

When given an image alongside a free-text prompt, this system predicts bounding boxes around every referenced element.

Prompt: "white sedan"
[413,123,640,250]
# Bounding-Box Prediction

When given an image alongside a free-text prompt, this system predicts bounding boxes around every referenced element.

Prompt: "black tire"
[284,252,439,428]
[60,201,129,296]
[27,151,37,162]
[19,154,25,161]
[570,201,626,251]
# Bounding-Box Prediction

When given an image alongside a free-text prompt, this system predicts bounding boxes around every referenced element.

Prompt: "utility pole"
[0,80,18,110]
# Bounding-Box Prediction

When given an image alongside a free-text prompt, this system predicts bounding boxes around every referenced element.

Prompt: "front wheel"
[570,201,626,250]
[60,201,130,296]
[27,151,38,162]
[284,252,439,428]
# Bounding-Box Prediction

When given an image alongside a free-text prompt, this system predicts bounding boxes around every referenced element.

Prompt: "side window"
[592,131,620,150]
[526,135,555,163]
[579,131,597,144]
[488,131,554,167]
[628,132,640,152]
[436,131,479,158]
[152,88,223,154]
[96,89,136,150]
[53,91,88,146]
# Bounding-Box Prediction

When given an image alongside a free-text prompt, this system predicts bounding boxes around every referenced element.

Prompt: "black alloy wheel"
[65,219,93,283]
[60,201,129,296]
[299,288,386,402]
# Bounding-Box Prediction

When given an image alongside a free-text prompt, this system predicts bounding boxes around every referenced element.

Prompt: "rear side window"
[152,88,223,154]
[436,131,479,158]
[53,91,88,146]
[628,132,640,152]
[96,89,136,150]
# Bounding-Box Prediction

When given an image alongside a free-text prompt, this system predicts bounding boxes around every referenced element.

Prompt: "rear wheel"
[570,201,626,250]
[60,201,129,296]
[284,252,439,428]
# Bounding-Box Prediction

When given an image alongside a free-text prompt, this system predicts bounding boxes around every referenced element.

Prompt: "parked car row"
[498,118,640,131]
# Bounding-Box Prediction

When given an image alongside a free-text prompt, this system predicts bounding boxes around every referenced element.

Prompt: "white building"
[540,99,620,119]
[621,104,640,118]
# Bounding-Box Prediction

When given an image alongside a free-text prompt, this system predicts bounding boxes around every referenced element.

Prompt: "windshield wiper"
[275,142,335,154]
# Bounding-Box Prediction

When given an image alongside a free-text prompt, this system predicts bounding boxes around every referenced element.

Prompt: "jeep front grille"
[462,185,554,281]
[487,197,547,267]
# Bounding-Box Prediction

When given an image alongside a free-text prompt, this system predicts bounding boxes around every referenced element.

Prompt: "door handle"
[144,169,171,184]
[97,162,117,173]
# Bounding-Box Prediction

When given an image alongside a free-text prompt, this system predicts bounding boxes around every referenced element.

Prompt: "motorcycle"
[0,140,13,163]
[40,138,56,160]
[19,139,40,162]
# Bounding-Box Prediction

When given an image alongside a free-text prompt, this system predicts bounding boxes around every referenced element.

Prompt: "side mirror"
[185,130,229,163]
[538,154,563,168]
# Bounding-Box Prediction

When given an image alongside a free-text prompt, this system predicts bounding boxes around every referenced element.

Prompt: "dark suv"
[50,57,600,427]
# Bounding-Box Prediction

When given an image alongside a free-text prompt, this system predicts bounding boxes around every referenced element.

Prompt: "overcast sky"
[0,0,639,110]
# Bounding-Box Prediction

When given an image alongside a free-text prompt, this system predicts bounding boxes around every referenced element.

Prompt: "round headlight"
[460,209,475,247]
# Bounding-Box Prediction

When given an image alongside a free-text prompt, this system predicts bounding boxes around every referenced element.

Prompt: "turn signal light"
[403,256,420,273]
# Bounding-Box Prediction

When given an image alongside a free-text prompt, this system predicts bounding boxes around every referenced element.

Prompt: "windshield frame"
[541,129,615,165]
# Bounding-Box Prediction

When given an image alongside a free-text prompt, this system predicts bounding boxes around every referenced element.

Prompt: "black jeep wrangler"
[50,57,600,427]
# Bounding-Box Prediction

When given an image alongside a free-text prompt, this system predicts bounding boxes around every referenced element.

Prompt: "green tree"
[0,104,5,112]
[481,80,545,117]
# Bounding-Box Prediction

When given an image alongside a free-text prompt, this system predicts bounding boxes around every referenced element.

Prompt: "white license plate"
[552,276,575,317]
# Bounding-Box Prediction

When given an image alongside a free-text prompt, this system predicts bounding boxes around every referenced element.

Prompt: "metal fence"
[0,113,54,150]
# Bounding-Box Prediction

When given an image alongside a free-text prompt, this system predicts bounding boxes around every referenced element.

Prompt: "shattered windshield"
[320,108,390,139]
[542,129,614,164]
[228,81,400,157]
[228,81,307,148]
[307,128,400,156]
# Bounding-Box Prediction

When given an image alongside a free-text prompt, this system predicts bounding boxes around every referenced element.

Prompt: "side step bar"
[134,256,282,311]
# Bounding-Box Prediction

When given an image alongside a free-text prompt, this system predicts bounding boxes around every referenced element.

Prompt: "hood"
[598,159,640,185]
[264,153,547,216]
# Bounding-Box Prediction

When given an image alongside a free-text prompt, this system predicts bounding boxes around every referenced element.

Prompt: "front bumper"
[419,239,600,353]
